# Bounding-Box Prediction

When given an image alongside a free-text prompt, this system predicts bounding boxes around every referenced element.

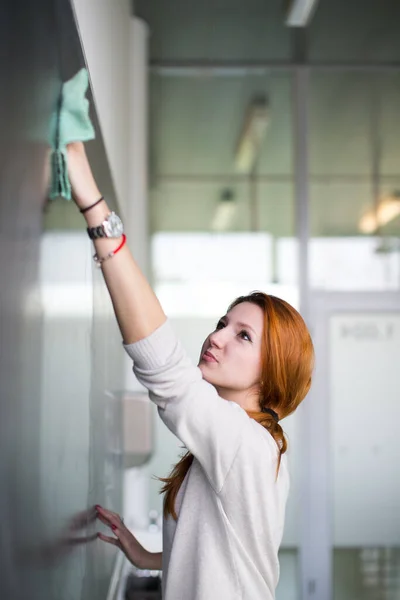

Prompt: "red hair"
[158,292,314,521]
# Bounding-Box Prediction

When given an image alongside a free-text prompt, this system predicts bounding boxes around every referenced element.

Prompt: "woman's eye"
[215,320,225,330]
[239,330,252,342]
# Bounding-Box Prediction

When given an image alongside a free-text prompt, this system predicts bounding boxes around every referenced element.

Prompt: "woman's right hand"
[95,505,149,570]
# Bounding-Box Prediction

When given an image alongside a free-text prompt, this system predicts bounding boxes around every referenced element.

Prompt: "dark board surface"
[0,2,124,599]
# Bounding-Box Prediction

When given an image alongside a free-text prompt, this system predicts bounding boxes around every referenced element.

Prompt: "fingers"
[97,532,121,548]
[95,506,124,532]
[96,505,121,523]
[96,513,112,528]
[95,505,126,541]
[96,513,124,535]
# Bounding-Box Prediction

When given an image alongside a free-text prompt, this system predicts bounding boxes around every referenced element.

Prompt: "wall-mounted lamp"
[234,95,269,174]
[211,189,237,231]
[359,192,400,234]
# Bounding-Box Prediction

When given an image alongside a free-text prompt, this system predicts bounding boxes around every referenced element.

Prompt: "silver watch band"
[87,211,124,240]
[87,223,107,240]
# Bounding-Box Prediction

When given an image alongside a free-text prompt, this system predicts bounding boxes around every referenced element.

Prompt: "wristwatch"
[87,212,124,240]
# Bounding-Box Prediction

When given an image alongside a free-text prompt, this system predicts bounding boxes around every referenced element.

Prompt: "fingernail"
[95,505,101,510]
[111,525,117,531]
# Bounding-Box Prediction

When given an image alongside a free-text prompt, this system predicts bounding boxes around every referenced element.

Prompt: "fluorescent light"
[211,199,237,231]
[359,195,400,234]
[285,0,320,27]
[234,96,269,174]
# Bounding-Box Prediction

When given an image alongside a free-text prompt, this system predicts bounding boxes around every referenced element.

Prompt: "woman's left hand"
[95,505,149,569]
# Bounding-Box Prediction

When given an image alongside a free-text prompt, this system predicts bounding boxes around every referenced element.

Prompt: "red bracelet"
[93,234,127,267]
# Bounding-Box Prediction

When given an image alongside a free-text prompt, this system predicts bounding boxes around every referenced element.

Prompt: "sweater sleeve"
[122,319,247,493]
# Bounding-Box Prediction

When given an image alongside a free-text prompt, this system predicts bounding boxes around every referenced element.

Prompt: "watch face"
[104,212,124,237]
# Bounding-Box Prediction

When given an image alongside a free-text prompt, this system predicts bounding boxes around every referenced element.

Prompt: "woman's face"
[198,302,264,400]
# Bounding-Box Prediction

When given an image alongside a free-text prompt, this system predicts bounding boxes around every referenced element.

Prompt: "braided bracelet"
[80,196,105,214]
[93,234,126,267]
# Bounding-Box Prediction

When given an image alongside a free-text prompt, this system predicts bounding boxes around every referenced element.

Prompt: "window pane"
[309,73,400,290]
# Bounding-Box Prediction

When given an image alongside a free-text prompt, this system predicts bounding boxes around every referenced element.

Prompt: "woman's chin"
[198,362,206,376]
[198,363,214,382]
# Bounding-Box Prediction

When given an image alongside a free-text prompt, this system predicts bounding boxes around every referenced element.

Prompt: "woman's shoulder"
[224,401,281,454]
[220,419,290,495]
[241,416,285,461]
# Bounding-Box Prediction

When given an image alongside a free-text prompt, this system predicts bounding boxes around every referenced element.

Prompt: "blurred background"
[0,0,399,599]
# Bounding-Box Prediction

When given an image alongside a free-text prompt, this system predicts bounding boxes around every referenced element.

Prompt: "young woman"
[67,142,314,600]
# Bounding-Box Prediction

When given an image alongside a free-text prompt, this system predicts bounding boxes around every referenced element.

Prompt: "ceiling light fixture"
[211,189,237,231]
[285,0,320,27]
[234,95,269,175]
[359,192,400,234]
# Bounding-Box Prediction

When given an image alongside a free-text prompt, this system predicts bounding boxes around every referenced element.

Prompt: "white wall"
[72,0,150,281]
[71,3,152,536]
[71,0,131,219]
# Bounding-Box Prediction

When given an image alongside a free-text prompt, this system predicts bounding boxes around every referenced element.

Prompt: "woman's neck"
[216,386,260,412]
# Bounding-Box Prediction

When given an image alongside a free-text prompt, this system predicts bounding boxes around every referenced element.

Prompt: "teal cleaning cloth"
[48,68,95,200]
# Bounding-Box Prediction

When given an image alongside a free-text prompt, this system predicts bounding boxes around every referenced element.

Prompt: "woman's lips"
[203,350,217,362]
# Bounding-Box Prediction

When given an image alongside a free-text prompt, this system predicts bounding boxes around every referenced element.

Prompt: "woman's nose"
[209,329,225,348]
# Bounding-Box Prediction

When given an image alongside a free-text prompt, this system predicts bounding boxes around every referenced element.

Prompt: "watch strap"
[87,225,106,240]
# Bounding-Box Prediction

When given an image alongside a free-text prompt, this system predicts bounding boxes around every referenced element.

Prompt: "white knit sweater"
[123,319,290,600]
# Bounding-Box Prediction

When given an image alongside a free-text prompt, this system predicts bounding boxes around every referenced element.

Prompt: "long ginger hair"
[158,292,314,521]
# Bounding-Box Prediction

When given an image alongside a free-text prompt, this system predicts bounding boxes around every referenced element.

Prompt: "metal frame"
[291,66,330,600]
[150,61,400,77]
[293,68,310,325]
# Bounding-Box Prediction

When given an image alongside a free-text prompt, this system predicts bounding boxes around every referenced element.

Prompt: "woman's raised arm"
[67,142,166,344]
[67,143,247,494]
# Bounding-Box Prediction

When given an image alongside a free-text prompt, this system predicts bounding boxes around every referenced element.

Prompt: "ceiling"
[134,0,400,237]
